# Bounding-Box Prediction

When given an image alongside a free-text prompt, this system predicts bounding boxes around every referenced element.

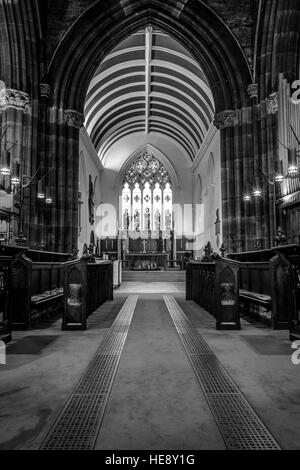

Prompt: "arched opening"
[43,1,252,253]
[79,24,225,260]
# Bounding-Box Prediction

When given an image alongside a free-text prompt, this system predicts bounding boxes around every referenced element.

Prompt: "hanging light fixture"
[1,151,11,176]
[243,194,251,202]
[37,180,45,199]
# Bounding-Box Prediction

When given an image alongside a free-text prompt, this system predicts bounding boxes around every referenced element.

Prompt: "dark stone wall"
[204,0,255,67]
[45,0,98,66]
[44,0,255,71]
[0,0,299,252]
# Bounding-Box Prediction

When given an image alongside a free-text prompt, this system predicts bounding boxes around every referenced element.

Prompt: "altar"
[124,253,169,271]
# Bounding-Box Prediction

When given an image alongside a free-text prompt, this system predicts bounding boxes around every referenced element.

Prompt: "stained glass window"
[121,153,173,231]
[122,183,131,229]
[163,183,173,230]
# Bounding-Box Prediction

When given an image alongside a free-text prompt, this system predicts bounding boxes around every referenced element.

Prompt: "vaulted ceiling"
[85,28,215,163]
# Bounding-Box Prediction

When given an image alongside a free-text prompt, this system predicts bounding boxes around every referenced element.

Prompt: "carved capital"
[213,110,237,130]
[247,83,258,100]
[40,83,51,99]
[64,109,85,128]
[0,88,31,111]
[266,92,278,114]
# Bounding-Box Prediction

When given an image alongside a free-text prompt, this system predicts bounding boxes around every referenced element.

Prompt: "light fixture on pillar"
[11,161,21,185]
[243,194,251,202]
[253,189,262,198]
[274,160,284,183]
[45,188,53,205]
[0,143,44,245]
[243,156,278,203]
[37,180,45,199]
[287,149,298,177]
[243,188,262,202]
[1,151,11,176]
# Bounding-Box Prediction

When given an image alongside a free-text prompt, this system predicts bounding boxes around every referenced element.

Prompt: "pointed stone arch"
[48,1,252,113]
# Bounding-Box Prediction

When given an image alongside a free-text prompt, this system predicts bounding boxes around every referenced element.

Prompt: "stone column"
[0,86,32,241]
[214,95,278,252]
[47,108,84,253]
[65,110,85,252]
[37,84,51,249]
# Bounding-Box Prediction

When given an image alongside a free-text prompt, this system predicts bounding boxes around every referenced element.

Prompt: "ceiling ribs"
[84,28,215,162]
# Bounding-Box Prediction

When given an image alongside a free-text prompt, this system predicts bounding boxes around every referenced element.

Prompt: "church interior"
[0,0,300,452]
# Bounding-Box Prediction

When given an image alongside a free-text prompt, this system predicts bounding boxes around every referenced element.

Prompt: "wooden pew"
[0,256,12,343]
[186,261,216,317]
[186,259,240,330]
[238,261,273,326]
[186,245,300,331]
[0,245,71,263]
[62,259,113,330]
[8,253,65,330]
[228,245,299,330]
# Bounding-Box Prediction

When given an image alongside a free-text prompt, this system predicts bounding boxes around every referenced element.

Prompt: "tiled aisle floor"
[95,294,224,450]
[0,286,300,450]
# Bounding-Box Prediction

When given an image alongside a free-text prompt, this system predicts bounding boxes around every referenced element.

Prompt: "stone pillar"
[47,108,84,253]
[65,110,84,252]
[0,86,32,240]
[36,84,51,249]
[214,95,278,252]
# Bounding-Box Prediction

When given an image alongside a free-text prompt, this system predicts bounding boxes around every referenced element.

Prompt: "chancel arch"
[42,0,252,252]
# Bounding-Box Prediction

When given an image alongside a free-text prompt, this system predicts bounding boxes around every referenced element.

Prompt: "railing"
[165,259,187,270]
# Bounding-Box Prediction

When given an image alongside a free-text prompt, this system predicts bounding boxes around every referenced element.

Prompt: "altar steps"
[122,271,186,283]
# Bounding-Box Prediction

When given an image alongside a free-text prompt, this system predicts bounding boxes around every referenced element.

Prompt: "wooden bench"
[186,259,240,330]
[186,261,216,316]
[238,261,273,326]
[8,254,66,330]
[186,245,300,331]
[228,246,300,330]
[62,259,113,330]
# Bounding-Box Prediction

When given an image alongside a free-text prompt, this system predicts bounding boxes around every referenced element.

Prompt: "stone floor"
[117,282,185,294]
[0,285,299,450]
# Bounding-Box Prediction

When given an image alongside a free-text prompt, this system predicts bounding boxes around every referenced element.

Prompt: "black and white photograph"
[0,0,300,456]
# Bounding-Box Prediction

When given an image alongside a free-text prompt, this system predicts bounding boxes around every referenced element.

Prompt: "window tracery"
[121,153,173,231]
